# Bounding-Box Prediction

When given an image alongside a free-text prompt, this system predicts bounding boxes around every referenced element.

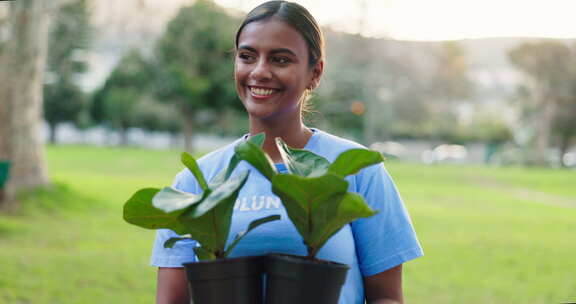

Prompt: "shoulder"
[308,129,367,162]
[310,129,391,189]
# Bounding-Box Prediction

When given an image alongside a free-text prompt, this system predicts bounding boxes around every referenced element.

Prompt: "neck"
[248,116,312,163]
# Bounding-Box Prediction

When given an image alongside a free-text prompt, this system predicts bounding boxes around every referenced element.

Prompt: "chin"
[245,107,276,121]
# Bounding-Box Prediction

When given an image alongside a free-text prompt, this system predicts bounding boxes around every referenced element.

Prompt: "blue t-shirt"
[150,129,423,304]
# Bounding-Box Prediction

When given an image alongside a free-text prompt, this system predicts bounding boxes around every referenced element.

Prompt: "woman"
[151,1,423,303]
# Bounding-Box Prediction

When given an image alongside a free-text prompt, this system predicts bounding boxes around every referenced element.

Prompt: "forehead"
[237,18,309,56]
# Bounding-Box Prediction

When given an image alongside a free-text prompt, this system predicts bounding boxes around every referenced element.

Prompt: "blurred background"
[0,0,575,303]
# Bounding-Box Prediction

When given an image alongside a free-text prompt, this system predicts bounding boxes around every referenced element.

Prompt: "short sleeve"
[350,163,423,277]
[149,170,200,267]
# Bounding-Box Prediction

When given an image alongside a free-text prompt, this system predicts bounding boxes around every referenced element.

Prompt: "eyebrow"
[238,45,297,57]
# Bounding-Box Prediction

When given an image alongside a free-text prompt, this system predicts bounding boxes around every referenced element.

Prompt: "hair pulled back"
[235,1,325,67]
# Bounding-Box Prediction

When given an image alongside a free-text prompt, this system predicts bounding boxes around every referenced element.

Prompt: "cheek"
[233,62,241,82]
[235,63,252,83]
[283,68,311,91]
[234,65,245,90]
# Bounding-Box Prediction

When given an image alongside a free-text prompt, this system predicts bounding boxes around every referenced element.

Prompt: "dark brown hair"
[235,1,325,67]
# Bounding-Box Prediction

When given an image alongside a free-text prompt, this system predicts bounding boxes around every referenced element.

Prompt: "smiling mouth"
[249,86,279,97]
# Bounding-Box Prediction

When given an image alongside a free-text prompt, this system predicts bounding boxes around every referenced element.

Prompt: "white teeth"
[250,87,275,96]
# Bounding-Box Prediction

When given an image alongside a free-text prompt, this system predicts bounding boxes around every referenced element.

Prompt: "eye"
[271,56,291,65]
[238,52,256,62]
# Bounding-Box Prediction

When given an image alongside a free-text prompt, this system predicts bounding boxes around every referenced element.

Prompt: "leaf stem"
[211,208,220,256]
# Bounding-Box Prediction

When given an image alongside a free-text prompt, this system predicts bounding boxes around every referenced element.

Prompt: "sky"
[213,0,576,40]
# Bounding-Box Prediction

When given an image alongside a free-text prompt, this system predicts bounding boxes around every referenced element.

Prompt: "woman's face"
[234,18,322,123]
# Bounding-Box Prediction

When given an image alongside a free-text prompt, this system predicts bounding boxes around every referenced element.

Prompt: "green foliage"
[152,0,242,137]
[509,41,572,87]
[88,1,250,143]
[275,137,330,177]
[91,50,156,133]
[131,96,180,133]
[431,41,474,103]
[43,0,91,142]
[90,48,181,141]
[123,137,280,260]
[235,135,381,259]
[314,32,478,143]
[508,41,576,165]
[123,188,189,234]
[327,148,386,178]
[234,134,277,181]
[154,169,249,258]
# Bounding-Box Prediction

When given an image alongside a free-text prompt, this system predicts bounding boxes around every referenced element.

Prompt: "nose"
[250,58,272,81]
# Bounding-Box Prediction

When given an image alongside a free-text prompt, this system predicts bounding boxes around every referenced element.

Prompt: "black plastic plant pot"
[183,255,265,304]
[265,253,350,304]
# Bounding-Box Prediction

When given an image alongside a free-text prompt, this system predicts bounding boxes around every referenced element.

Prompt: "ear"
[308,60,324,90]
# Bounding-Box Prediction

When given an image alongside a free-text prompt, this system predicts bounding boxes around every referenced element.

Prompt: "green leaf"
[163,237,190,249]
[181,152,208,191]
[328,149,384,178]
[187,170,250,218]
[224,154,241,180]
[209,135,264,187]
[224,214,281,257]
[194,246,216,261]
[178,171,249,256]
[275,137,330,177]
[308,192,377,255]
[271,174,348,241]
[247,132,266,146]
[235,140,277,181]
[177,214,219,254]
[152,186,205,213]
[123,188,188,234]
[210,155,240,187]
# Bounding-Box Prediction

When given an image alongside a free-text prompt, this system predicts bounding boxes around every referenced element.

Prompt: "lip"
[247,85,281,100]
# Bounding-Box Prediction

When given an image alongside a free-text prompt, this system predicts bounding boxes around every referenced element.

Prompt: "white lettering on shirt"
[233,196,281,211]
[266,196,281,209]
[251,196,265,211]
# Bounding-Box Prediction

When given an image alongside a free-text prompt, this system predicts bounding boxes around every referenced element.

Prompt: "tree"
[153,0,240,152]
[430,41,474,104]
[425,41,474,142]
[552,46,576,167]
[44,0,91,144]
[91,50,154,145]
[553,96,576,167]
[133,96,180,135]
[0,0,55,206]
[509,41,573,166]
[314,32,399,143]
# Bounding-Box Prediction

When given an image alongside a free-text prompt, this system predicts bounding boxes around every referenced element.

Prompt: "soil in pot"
[183,255,265,304]
[265,253,349,304]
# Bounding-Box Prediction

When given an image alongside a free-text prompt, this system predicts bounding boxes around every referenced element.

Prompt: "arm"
[364,264,403,304]
[157,267,190,304]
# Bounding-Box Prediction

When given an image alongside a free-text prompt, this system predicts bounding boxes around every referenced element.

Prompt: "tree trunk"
[0,0,53,206]
[558,131,572,168]
[533,94,556,166]
[180,103,194,153]
[119,127,129,146]
[49,122,57,145]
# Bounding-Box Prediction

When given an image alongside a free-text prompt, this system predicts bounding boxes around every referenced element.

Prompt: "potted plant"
[235,135,384,304]
[123,139,280,304]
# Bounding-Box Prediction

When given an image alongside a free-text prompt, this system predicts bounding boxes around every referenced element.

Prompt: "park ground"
[0,145,575,304]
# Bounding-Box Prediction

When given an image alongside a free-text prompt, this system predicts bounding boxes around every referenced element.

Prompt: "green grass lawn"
[1,145,575,304]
